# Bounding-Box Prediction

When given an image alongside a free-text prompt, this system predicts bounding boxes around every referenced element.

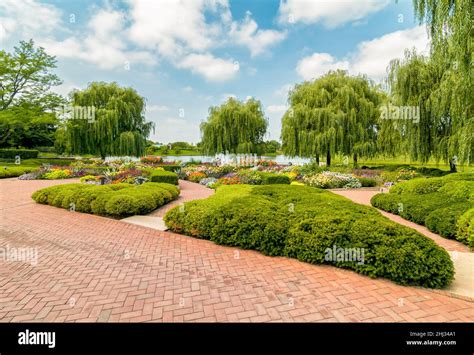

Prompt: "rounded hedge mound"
[165,184,454,288]
[371,173,474,247]
[32,182,180,217]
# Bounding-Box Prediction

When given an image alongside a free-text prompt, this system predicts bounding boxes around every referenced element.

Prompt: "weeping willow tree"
[200,97,268,155]
[281,70,382,167]
[59,82,153,158]
[409,0,473,168]
[382,50,453,167]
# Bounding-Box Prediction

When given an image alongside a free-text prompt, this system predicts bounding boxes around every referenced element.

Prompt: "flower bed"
[303,171,361,189]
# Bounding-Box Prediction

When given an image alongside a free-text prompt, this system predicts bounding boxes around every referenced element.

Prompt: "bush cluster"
[150,170,179,185]
[0,149,39,159]
[371,173,474,248]
[0,166,35,178]
[165,184,454,288]
[32,182,179,217]
[258,172,291,185]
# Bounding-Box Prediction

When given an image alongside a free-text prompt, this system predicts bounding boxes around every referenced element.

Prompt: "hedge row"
[150,170,179,185]
[32,182,180,217]
[258,172,291,184]
[164,184,454,288]
[0,149,39,159]
[0,166,35,178]
[371,173,474,248]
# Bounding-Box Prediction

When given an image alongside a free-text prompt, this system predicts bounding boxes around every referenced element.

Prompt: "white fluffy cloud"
[296,53,349,80]
[2,0,286,81]
[0,0,62,42]
[230,11,287,57]
[278,0,390,27]
[350,26,430,80]
[40,9,156,70]
[296,26,430,81]
[178,53,238,82]
[126,0,229,57]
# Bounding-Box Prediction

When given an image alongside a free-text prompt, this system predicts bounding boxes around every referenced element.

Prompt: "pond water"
[162,155,312,165]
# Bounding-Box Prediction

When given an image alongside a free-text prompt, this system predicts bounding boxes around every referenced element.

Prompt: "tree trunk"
[353,154,358,168]
[316,156,320,165]
[326,148,331,167]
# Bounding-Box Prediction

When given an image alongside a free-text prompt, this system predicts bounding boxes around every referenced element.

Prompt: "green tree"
[200,97,268,155]
[0,104,57,148]
[383,50,453,167]
[281,70,382,167]
[0,40,63,110]
[411,0,473,168]
[62,82,153,158]
[260,140,281,154]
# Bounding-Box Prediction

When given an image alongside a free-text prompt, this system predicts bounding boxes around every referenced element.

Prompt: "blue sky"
[0,0,430,143]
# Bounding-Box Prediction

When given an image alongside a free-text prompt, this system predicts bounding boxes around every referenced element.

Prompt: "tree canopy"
[381,0,473,169]
[58,82,153,158]
[281,70,382,166]
[0,103,57,148]
[0,40,64,149]
[200,97,268,155]
[0,40,63,111]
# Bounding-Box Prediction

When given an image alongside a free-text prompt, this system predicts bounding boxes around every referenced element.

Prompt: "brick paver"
[148,180,214,217]
[0,179,473,322]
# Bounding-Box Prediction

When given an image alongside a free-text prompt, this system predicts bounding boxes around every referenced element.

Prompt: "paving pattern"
[0,179,473,322]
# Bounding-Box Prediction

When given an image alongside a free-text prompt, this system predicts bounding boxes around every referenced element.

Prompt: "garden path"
[0,179,472,322]
[332,188,473,299]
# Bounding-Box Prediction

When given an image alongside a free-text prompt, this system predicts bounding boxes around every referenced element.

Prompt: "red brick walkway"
[148,180,214,217]
[0,179,473,322]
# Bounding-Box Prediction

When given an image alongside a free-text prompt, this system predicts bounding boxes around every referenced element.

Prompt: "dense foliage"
[0,166,35,178]
[381,0,473,169]
[371,173,474,248]
[32,182,179,217]
[58,82,154,158]
[0,149,39,159]
[150,170,179,185]
[165,184,454,288]
[0,40,64,149]
[281,70,382,166]
[200,98,268,155]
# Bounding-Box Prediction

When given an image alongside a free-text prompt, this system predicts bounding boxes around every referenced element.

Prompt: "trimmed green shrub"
[358,177,377,187]
[0,166,35,178]
[415,167,450,177]
[370,193,402,214]
[258,172,290,185]
[425,203,472,239]
[32,182,179,217]
[438,181,474,200]
[389,177,444,195]
[150,170,179,185]
[456,209,474,248]
[165,185,454,288]
[0,149,39,159]
[371,173,474,247]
